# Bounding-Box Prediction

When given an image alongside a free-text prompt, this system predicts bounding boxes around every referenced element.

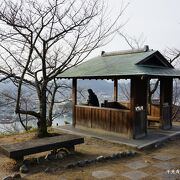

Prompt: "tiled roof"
[57,50,180,79]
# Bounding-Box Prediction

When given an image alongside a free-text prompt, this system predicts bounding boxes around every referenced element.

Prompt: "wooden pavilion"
[58,46,180,139]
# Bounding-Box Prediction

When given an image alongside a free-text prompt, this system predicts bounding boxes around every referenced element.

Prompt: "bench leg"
[51,149,58,155]
[14,156,24,162]
[14,157,24,168]
[67,146,75,152]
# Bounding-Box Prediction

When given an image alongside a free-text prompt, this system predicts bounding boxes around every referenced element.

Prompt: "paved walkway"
[53,141,180,180]
[55,124,180,149]
[90,152,180,180]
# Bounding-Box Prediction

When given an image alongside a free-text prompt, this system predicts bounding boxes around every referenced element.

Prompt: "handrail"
[75,104,130,112]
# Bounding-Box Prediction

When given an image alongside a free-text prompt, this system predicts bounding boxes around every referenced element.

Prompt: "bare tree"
[164,48,180,65]
[46,79,72,126]
[164,48,180,120]
[0,0,127,137]
[0,85,36,130]
[118,31,146,49]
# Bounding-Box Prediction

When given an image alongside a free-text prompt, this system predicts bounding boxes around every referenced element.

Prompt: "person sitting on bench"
[87,89,99,107]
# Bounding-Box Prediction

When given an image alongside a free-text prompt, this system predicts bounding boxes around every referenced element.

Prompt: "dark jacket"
[87,89,99,107]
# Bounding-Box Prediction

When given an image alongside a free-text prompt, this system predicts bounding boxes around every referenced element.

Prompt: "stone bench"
[0,134,84,160]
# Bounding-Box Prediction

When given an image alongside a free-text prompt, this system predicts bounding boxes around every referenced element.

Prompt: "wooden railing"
[148,104,160,117]
[75,105,131,135]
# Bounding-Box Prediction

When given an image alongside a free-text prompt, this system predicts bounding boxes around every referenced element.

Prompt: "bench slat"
[147,115,160,122]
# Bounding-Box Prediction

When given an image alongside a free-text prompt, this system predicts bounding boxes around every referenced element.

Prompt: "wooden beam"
[72,78,77,127]
[114,79,118,102]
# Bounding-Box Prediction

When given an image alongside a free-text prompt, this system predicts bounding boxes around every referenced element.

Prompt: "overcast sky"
[93,0,180,56]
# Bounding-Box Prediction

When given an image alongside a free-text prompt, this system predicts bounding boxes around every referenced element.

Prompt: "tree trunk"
[47,84,58,127]
[47,102,53,127]
[37,85,48,137]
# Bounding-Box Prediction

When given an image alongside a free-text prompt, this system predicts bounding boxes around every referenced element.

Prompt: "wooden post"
[130,76,148,139]
[72,78,77,127]
[160,77,173,129]
[114,79,118,102]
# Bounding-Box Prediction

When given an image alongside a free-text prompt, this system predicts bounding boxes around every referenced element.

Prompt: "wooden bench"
[0,134,84,160]
[101,101,129,110]
[147,115,160,126]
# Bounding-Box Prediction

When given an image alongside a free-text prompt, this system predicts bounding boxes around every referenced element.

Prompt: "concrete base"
[55,124,180,150]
